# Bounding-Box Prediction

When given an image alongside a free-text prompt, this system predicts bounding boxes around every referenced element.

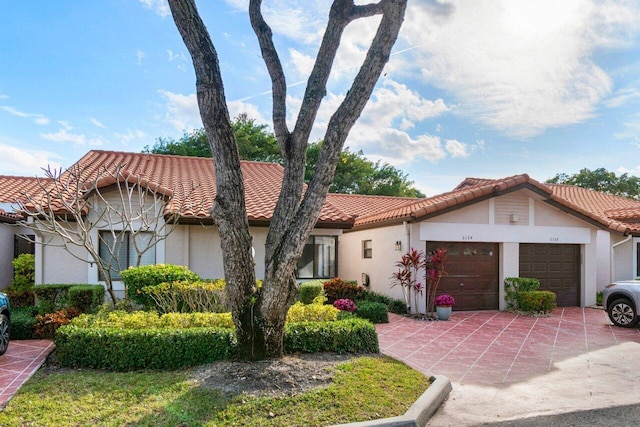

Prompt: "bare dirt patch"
[192,352,365,397]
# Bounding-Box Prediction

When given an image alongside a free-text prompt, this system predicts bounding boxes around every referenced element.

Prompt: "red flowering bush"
[333,298,357,312]
[434,294,455,307]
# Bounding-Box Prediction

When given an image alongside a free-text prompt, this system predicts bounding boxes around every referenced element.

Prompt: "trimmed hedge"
[388,299,408,314]
[33,284,75,314]
[355,301,389,324]
[55,316,378,370]
[518,291,557,314]
[68,285,105,314]
[120,264,200,308]
[69,311,234,330]
[4,288,35,309]
[10,307,38,340]
[55,326,235,370]
[284,318,379,354]
[298,281,325,304]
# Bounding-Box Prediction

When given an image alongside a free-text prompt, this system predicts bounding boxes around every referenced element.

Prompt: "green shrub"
[33,284,75,314]
[355,301,389,324]
[284,318,379,354]
[10,306,38,340]
[323,278,364,303]
[4,288,35,309]
[68,285,105,313]
[121,264,200,308]
[518,291,556,314]
[298,280,325,304]
[141,279,227,313]
[388,299,408,314]
[356,290,391,306]
[504,277,540,310]
[11,254,35,290]
[287,296,338,323]
[55,326,235,371]
[596,291,603,306]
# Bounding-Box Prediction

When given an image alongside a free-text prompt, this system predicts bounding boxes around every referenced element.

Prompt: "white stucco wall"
[338,223,408,302]
[339,189,608,311]
[37,232,88,284]
[611,235,634,282]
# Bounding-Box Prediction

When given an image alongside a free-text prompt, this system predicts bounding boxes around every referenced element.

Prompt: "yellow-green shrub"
[142,279,227,313]
[287,296,338,323]
[70,310,233,329]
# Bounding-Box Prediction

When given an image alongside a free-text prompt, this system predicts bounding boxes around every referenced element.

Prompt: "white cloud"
[445,139,469,158]
[604,87,640,108]
[0,95,8,100]
[159,90,267,132]
[58,121,74,130]
[91,118,106,129]
[400,0,640,138]
[138,0,170,17]
[0,142,61,177]
[167,49,187,62]
[115,129,146,146]
[0,106,49,125]
[40,129,87,145]
[158,90,201,132]
[136,50,146,65]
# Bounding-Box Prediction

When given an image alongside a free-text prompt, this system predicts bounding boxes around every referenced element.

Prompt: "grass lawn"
[0,355,430,426]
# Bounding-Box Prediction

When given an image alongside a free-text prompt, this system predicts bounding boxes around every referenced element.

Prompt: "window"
[363,240,372,259]
[98,231,155,280]
[296,236,337,279]
[14,234,35,258]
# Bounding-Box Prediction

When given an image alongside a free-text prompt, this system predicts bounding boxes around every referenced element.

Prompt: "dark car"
[603,280,640,327]
[0,292,9,354]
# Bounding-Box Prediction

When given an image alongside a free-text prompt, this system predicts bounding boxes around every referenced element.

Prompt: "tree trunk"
[169,0,407,360]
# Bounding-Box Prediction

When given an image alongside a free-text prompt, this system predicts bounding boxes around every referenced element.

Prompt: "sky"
[1,0,640,197]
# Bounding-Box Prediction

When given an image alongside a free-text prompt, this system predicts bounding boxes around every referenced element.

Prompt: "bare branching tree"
[168,0,407,360]
[16,164,195,304]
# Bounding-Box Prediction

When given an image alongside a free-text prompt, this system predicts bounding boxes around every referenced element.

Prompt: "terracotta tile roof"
[344,173,640,235]
[19,150,354,227]
[547,184,640,234]
[0,175,51,221]
[325,193,418,219]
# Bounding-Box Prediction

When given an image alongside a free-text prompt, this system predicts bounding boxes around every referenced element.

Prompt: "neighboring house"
[336,175,640,313]
[6,150,640,311]
[0,176,42,289]
[13,150,354,298]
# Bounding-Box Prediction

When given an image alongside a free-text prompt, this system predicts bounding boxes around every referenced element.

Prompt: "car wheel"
[608,298,639,328]
[0,314,9,355]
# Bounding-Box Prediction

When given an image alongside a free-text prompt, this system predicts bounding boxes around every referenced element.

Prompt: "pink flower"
[435,294,455,307]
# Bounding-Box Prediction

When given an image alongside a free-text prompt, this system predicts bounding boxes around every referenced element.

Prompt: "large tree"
[547,168,640,200]
[145,114,281,163]
[168,0,407,359]
[146,121,423,197]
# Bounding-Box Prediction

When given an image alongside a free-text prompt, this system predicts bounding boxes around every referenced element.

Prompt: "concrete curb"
[331,375,452,427]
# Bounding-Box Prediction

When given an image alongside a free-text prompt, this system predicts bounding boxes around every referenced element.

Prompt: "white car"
[603,280,640,327]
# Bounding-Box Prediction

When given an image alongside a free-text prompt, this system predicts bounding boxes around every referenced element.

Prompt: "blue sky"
[2,0,640,196]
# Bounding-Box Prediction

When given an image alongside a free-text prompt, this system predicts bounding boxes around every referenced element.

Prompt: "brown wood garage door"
[519,244,580,307]
[427,242,499,310]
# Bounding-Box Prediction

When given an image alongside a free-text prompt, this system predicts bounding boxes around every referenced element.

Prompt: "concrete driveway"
[376,308,640,426]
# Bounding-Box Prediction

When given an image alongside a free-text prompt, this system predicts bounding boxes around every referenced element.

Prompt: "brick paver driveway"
[377,308,640,426]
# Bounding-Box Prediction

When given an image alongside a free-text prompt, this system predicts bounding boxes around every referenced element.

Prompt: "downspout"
[610,234,632,283]
[404,221,410,254]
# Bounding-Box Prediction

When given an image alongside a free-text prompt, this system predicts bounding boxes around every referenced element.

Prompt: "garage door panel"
[519,243,579,307]
[428,241,499,311]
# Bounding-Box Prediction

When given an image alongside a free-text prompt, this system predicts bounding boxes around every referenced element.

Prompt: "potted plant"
[434,294,455,320]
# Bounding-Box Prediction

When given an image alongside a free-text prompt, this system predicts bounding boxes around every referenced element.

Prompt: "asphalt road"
[479,403,640,426]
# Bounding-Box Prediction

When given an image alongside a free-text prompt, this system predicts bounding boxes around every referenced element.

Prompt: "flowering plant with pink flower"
[333,298,357,312]
[434,294,455,307]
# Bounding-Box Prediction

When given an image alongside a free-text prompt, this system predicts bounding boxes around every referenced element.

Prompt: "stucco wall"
[0,224,15,288]
[38,233,88,284]
[611,235,633,282]
[338,223,407,302]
